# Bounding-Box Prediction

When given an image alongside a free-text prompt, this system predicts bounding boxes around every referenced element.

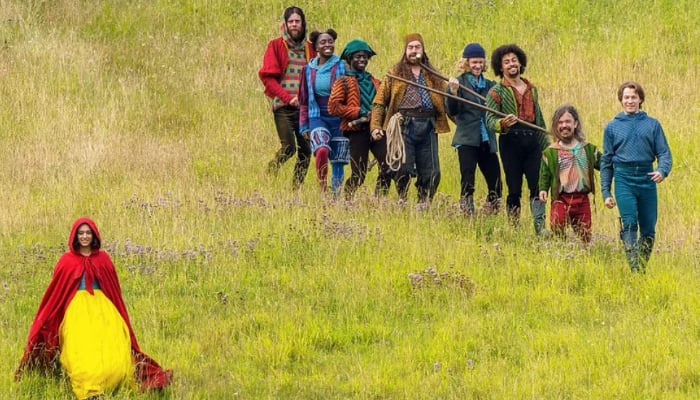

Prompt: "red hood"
[16,217,173,389]
[68,217,102,255]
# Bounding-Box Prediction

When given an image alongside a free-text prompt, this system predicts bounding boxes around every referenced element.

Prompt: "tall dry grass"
[1,0,699,398]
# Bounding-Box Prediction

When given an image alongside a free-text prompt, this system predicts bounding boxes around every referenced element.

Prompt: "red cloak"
[15,217,172,390]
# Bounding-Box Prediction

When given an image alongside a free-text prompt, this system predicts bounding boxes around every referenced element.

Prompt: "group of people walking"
[259,6,673,273]
[9,6,674,399]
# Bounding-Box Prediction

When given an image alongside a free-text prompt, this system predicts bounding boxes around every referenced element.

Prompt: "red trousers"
[550,193,592,242]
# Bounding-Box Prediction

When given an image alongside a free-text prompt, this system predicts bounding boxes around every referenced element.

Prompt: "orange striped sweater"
[328,75,380,133]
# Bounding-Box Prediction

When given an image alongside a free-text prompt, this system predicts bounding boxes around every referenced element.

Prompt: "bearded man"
[538,104,601,242]
[370,33,449,208]
[259,6,317,189]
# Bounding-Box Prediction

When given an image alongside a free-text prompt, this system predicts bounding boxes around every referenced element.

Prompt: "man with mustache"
[538,104,601,242]
[259,6,316,190]
[370,33,449,208]
[486,44,548,234]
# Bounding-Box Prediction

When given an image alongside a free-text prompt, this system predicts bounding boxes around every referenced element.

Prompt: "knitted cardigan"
[538,142,602,201]
[328,75,381,133]
[370,67,450,134]
[258,37,316,105]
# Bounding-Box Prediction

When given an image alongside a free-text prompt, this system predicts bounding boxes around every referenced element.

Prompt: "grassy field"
[1,0,699,398]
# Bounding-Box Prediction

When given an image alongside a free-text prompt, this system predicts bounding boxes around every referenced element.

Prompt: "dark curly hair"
[490,44,527,78]
[309,29,338,50]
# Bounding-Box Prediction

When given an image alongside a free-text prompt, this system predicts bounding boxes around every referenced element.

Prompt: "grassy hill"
[1,1,699,398]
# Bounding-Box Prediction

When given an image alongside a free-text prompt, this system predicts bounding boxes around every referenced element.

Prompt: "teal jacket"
[538,142,602,201]
[445,74,497,152]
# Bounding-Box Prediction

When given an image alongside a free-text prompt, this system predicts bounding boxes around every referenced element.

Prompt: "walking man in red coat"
[259,6,317,189]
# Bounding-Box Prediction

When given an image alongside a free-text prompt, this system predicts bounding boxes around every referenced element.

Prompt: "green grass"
[1,0,699,398]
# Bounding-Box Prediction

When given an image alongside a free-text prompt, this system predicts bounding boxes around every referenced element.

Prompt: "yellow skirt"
[59,290,135,400]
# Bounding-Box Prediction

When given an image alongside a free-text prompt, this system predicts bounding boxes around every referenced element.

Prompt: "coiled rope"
[385,113,405,172]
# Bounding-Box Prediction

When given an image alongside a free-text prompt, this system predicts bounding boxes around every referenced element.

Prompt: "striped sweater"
[485,79,547,148]
[600,111,673,200]
[328,75,381,132]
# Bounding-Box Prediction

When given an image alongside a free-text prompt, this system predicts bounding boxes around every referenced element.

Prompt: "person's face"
[349,51,370,72]
[405,41,423,65]
[556,111,578,142]
[77,224,93,251]
[501,52,521,78]
[468,57,486,77]
[315,33,335,58]
[285,13,303,41]
[621,87,641,114]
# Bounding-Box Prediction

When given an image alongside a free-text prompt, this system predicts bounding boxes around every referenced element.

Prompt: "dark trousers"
[457,142,502,201]
[344,126,393,197]
[271,106,311,187]
[396,117,440,202]
[498,132,542,213]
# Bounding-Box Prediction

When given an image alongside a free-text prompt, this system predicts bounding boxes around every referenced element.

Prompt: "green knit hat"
[340,39,377,61]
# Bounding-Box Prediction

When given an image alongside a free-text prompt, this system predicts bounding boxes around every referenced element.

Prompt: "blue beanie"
[463,43,486,59]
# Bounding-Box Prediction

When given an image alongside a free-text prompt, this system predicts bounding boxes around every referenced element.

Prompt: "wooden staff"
[386,73,547,134]
[419,62,487,102]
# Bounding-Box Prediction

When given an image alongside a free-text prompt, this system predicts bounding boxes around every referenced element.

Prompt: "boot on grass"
[460,195,475,217]
[621,229,641,272]
[639,236,655,272]
[530,198,547,236]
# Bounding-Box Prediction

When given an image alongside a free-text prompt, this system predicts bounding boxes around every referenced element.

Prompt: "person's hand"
[289,96,299,108]
[502,114,518,129]
[448,78,459,94]
[301,131,310,141]
[648,171,664,183]
[539,191,548,203]
[604,197,616,209]
[371,129,384,141]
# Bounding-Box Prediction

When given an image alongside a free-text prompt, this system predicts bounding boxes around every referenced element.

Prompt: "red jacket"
[15,217,173,390]
[258,36,316,105]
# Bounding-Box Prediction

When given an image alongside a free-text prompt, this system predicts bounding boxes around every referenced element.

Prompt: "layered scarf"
[281,24,305,52]
[345,70,376,116]
[303,55,345,121]
[308,55,342,97]
[468,74,489,142]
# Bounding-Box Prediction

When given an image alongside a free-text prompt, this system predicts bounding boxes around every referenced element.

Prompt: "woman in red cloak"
[15,217,172,399]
